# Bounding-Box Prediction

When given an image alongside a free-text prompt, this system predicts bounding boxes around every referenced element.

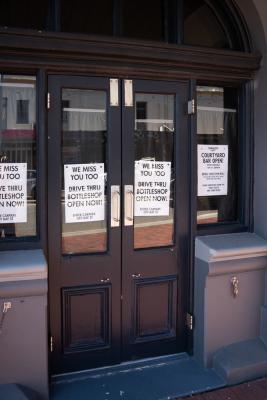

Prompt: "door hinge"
[186,313,194,331]
[120,295,123,301]
[187,99,195,115]
[50,335,54,352]
[47,92,51,109]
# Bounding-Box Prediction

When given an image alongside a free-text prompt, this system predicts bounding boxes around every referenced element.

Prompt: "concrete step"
[51,354,225,400]
[212,337,267,385]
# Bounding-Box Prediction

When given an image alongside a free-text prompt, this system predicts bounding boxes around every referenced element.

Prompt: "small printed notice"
[64,163,105,223]
[0,163,27,223]
[135,161,171,217]
[198,145,228,196]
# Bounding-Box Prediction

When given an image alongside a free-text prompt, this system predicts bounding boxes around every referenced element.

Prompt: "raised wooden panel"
[62,285,110,354]
[133,276,177,344]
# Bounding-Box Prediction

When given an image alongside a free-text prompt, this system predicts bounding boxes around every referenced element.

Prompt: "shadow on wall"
[235,0,267,239]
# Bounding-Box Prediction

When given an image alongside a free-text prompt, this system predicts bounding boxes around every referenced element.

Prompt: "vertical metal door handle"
[128,191,134,220]
[124,185,134,226]
[114,191,120,222]
[111,185,120,227]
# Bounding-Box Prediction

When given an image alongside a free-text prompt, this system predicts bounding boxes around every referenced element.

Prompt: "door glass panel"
[61,89,107,254]
[197,86,238,225]
[134,93,175,249]
[0,75,37,240]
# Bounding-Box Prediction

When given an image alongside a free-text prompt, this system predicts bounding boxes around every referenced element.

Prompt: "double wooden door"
[48,75,190,374]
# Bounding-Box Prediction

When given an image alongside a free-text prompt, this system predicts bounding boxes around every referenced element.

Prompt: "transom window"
[0,0,250,51]
[184,0,229,49]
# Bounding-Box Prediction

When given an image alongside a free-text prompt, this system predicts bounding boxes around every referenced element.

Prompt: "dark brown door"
[121,79,190,360]
[48,76,190,374]
[48,76,122,374]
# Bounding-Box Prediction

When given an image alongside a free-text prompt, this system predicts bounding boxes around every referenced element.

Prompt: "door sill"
[51,352,188,381]
[51,353,225,400]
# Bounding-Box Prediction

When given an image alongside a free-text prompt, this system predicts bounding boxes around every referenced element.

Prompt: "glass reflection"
[61,89,107,254]
[121,0,163,41]
[197,86,238,225]
[184,0,230,49]
[134,93,175,249]
[0,75,37,240]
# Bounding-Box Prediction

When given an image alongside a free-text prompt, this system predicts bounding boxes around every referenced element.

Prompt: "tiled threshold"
[51,353,225,400]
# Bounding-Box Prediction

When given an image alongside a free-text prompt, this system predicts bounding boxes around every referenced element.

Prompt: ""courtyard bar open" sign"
[198,145,228,196]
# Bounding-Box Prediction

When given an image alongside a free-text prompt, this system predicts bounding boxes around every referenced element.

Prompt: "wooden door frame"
[47,74,192,373]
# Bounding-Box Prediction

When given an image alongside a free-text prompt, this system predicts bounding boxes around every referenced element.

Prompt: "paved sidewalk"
[181,377,267,400]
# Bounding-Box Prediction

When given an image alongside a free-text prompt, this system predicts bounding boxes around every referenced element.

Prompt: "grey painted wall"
[194,233,267,367]
[0,250,48,400]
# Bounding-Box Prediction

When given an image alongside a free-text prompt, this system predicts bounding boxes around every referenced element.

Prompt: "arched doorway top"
[0,0,252,52]
[184,0,252,52]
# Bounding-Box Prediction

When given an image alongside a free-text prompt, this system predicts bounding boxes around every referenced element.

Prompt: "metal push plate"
[110,79,119,106]
[124,80,133,107]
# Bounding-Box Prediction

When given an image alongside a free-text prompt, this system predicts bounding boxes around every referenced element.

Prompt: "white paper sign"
[135,161,171,217]
[198,145,228,196]
[64,163,105,223]
[0,163,27,223]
